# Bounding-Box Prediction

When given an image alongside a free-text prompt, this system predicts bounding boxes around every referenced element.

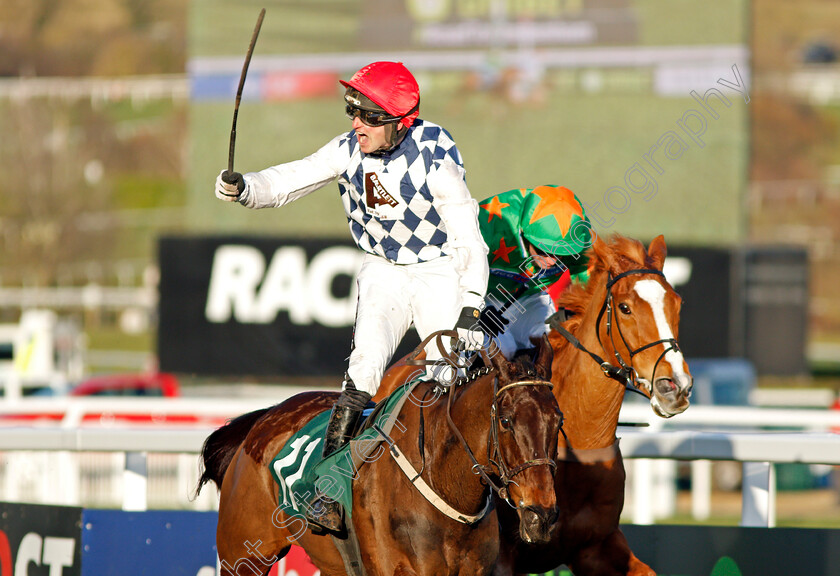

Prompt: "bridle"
[549,268,682,397]
[446,370,557,508]
[402,330,559,511]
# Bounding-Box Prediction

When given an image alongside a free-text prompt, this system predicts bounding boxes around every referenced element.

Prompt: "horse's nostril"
[654,377,677,394]
[545,506,559,527]
[524,505,558,527]
[518,505,558,544]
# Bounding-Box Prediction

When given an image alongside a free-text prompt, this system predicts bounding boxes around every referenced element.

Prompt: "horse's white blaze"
[633,279,688,382]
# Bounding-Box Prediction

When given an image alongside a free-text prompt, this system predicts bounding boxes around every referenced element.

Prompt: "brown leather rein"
[405,330,557,508]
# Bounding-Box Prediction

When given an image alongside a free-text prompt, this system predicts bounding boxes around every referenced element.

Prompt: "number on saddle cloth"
[269,379,424,522]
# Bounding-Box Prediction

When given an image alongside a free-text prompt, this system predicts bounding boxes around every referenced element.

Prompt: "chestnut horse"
[377,234,693,576]
[196,334,563,576]
[496,234,693,576]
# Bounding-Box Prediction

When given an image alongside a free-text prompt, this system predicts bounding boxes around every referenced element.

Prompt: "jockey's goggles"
[524,237,559,260]
[345,103,404,127]
[344,89,420,128]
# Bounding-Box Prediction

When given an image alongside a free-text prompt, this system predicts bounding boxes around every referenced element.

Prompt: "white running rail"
[0,398,839,526]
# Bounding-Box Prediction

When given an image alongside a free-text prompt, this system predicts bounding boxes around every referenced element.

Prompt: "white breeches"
[346,254,462,395]
[492,292,553,360]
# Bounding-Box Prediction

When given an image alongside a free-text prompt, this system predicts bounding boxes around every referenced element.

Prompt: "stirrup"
[306,496,345,533]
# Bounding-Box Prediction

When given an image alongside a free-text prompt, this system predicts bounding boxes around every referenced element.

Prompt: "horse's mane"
[556,234,655,335]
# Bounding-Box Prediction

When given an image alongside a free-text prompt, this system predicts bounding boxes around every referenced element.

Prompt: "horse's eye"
[499,416,512,429]
[618,303,631,315]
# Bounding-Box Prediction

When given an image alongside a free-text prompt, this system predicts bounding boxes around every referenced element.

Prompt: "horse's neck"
[554,290,625,450]
[426,377,493,514]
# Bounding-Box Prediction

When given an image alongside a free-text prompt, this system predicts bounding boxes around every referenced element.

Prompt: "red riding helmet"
[340,62,420,129]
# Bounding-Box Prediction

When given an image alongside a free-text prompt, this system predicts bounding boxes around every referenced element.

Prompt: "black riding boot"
[306,384,371,533]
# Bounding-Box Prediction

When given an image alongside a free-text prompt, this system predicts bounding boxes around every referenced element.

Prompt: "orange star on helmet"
[528,185,583,236]
[481,196,510,222]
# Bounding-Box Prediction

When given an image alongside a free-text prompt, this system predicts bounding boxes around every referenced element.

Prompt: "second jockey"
[478,185,592,359]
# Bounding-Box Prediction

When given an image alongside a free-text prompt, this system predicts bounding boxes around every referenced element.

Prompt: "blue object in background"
[81,509,217,576]
[684,358,756,406]
[190,72,263,101]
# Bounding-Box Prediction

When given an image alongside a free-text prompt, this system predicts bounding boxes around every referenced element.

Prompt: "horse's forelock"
[589,234,658,277]
[505,354,535,382]
[609,235,648,269]
[556,234,653,333]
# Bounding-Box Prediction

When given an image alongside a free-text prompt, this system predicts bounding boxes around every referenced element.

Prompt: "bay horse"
[494,234,694,576]
[196,334,563,576]
[377,234,693,576]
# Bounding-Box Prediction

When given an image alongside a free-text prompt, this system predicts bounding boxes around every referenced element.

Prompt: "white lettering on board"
[205,245,362,327]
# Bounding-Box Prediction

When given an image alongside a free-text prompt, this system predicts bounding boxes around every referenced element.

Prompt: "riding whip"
[228,8,266,175]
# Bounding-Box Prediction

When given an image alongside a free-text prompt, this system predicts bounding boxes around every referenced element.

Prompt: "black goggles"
[345,104,403,127]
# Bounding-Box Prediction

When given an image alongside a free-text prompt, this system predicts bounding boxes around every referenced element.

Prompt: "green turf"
[187,0,749,244]
[190,0,747,57]
[191,0,360,56]
[635,0,749,46]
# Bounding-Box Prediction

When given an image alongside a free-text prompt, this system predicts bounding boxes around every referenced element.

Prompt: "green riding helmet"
[519,185,592,257]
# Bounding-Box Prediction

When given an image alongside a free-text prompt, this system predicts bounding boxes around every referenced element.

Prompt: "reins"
[445,374,556,508]
[548,268,681,398]
[391,330,558,520]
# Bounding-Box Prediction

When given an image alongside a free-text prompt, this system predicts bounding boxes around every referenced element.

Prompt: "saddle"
[270,330,497,523]
[269,376,426,522]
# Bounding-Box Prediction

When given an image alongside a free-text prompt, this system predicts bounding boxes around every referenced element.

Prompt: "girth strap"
[330,525,368,576]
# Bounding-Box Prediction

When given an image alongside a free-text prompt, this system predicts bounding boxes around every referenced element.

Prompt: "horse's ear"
[648,235,667,270]
[488,344,513,383]
[591,233,621,276]
[590,232,607,255]
[530,335,553,381]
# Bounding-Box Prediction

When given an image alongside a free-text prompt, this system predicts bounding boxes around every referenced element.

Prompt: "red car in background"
[0,373,228,427]
[68,372,180,398]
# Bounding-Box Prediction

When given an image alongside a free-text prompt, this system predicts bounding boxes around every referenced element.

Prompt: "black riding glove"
[215,170,245,201]
[453,306,484,351]
[478,305,509,338]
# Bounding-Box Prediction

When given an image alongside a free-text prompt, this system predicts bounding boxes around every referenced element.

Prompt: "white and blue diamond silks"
[336,121,463,264]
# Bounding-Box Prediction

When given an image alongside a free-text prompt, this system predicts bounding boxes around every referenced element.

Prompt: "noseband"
[447,375,557,509]
[550,268,682,397]
[489,379,558,505]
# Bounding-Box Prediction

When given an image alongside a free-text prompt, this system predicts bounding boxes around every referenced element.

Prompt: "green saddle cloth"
[270,379,421,522]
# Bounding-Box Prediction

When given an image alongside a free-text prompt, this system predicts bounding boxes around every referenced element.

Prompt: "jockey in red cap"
[215,62,489,533]
[340,61,420,150]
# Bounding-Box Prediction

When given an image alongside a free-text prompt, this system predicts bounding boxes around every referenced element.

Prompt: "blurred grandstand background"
[0,0,839,390]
